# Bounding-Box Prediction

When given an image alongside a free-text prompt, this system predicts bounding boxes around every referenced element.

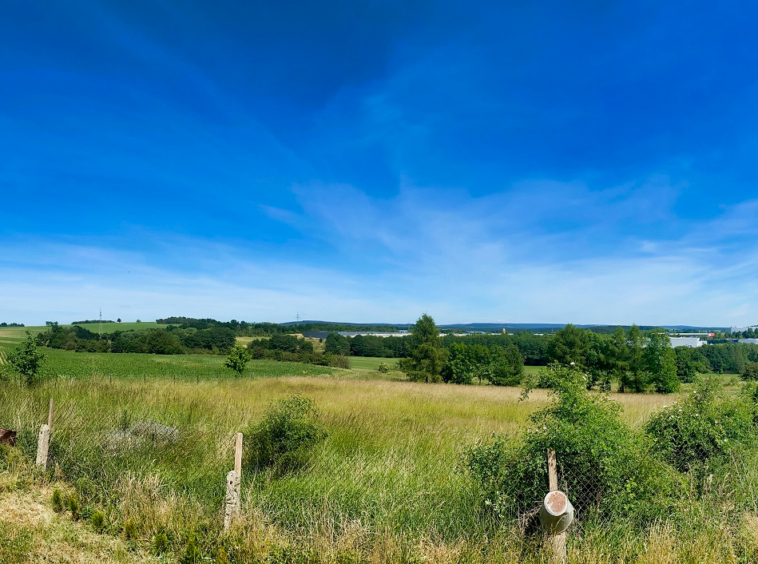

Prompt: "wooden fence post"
[224,432,243,530]
[36,424,50,468]
[36,398,54,469]
[47,398,54,431]
[546,449,567,563]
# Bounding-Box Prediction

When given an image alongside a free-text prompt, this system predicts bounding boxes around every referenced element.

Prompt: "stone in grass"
[104,421,179,451]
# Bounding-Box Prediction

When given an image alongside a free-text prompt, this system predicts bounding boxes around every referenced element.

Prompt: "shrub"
[7,333,45,386]
[123,520,137,540]
[91,511,105,533]
[67,495,79,520]
[223,346,251,377]
[741,362,758,381]
[323,353,351,369]
[180,534,201,564]
[377,362,391,373]
[465,364,672,524]
[645,377,756,472]
[152,531,170,555]
[51,489,64,513]
[244,396,327,475]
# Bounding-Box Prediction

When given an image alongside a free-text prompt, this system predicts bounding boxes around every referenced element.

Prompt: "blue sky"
[2,0,758,326]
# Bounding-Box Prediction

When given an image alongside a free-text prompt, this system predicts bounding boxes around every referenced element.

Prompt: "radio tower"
[296,312,301,324]
[99,309,102,337]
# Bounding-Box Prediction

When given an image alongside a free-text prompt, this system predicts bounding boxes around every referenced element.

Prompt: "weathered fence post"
[224,432,243,530]
[36,398,54,468]
[47,398,54,431]
[545,449,567,563]
[36,425,51,468]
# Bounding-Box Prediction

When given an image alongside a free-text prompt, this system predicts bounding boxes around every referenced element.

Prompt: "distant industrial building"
[669,337,706,348]
[302,331,410,339]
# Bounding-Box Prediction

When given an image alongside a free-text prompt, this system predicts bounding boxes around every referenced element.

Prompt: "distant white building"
[738,339,758,345]
[730,326,758,334]
[669,337,705,348]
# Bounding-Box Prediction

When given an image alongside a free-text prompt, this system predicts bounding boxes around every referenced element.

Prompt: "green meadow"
[1,334,758,563]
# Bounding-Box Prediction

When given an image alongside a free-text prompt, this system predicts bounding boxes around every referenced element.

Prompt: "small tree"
[224,346,251,377]
[399,314,445,383]
[488,345,524,386]
[8,332,46,386]
[644,330,680,393]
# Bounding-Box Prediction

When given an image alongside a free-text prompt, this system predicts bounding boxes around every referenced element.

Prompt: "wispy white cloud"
[3,176,758,326]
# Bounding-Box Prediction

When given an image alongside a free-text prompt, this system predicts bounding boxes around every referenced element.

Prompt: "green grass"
[2,351,758,562]
[31,349,335,381]
[348,356,396,370]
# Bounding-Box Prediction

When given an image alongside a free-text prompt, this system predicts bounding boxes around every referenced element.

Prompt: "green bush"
[67,494,79,520]
[7,333,45,386]
[741,362,758,381]
[645,377,756,472]
[244,396,328,475]
[123,520,137,540]
[91,511,105,533]
[377,362,391,373]
[51,489,64,513]
[180,534,201,564]
[465,364,674,523]
[152,531,170,555]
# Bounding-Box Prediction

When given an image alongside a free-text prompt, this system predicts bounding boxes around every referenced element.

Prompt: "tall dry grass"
[2,374,757,562]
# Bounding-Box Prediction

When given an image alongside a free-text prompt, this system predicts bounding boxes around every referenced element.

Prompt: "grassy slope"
[2,369,753,562]
[1,347,754,562]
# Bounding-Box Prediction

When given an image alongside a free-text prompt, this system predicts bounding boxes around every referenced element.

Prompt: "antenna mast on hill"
[296,312,301,324]
[99,309,102,337]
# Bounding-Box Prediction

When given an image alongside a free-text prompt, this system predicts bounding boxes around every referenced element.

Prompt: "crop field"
[1,346,758,562]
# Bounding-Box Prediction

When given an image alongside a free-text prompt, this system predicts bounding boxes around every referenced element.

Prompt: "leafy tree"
[488,345,524,386]
[674,347,698,383]
[8,332,46,386]
[399,314,445,383]
[224,346,251,377]
[644,330,680,393]
[324,333,350,356]
[443,342,485,384]
[619,325,649,393]
[547,324,590,368]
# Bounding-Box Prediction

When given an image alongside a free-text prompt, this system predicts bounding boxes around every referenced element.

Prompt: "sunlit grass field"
[1,341,756,562]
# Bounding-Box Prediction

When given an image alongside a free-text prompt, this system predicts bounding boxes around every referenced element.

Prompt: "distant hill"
[281,320,728,333]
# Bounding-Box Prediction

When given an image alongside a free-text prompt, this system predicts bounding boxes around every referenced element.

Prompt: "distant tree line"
[396,316,758,392]
[155,317,406,336]
[247,335,350,368]
[36,324,236,355]
[71,319,115,324]
[0,322,24,327]
[727,327,758,339]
